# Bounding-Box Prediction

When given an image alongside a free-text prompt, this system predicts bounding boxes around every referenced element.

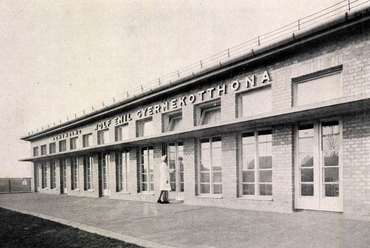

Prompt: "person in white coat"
[157,155,171,204]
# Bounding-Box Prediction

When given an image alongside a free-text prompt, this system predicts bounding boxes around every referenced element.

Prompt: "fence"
[0,178,32,194]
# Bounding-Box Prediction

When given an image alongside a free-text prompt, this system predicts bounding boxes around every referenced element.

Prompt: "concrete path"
[0,194,370,248]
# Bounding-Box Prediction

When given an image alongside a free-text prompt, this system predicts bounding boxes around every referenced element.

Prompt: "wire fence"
[0,178,32,194]
[26,0,370,136]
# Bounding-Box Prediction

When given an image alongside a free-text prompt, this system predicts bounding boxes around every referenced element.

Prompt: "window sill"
[73,189,81,192]
[85,189,95,192]
[138,192,155,195]
[238,195,273,201]
[197,195,223,199]
[117,191,131,194]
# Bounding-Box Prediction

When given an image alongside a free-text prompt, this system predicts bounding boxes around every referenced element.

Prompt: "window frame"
[59,140,67,152]
[115,124,129,142]
[70,137,78,150]
[41,161,47,189]
[136,117,154,138]
[116,150,129,192]
[237,85,272,118]
[83,156,93,190]
[139,146,154,192]
[33,147,39,157]
[50,160,56,189]
[41,145,47,155]
[97,129,109,145]
[163,110,183,132]
[83,134,93,148]
[196,100,221,126]
[71,157,79,190]
[49,143,56,154]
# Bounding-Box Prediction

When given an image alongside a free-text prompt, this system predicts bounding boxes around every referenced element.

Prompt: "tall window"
[59,140,67,152]
[241,130,272,196]
[199,137,222,195]
[49,143,56,154]
[84,156,92,190]
[196,101,221,126]
[33,147,39,157]
[238,86,272,117]
[41,145,47,155]
[71,158,79,190]
[50,160,56,189]
[140,146,154,192]
[83,134,92,147]
[137,118,154,137]
[293,67,342,106]
[97,130,109,145]
[115,125,129,141]
[41,161,47,188]
[116,150,129,192]
[61,159,67,190]
[163,111,183,132]
[70,137,78,150]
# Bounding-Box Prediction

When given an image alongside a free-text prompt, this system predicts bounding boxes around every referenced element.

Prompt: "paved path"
[1,193,370,248]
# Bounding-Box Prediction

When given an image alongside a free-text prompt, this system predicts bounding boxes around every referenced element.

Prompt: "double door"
[168,142,184,201]
[295,120,343,212]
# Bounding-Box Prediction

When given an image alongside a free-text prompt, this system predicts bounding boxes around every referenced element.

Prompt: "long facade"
[21,8,370,216]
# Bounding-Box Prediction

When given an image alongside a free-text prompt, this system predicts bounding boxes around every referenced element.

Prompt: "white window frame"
[84,156,93,190]
[41,145,47,155]
[33,147,39,157]
[239,130,273,199]
[115,124,129,141]
[59,140,67,152]
[116,150,129,192]
[71,157,79,190]
[83,134,92,147]
[49,143,56,154]
[41,161,47,189]
[238,85,272,118]
[136,118,154,137]
[163,111,183,132]
[139,146,154,192]
[70,137,78,150]
[97,129,109,145]
[196,100,221,126]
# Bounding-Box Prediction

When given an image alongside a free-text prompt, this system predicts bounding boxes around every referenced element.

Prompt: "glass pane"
[325,184,339,197]
[322,135,339,150]
[242,134,255,144]
[201,184,210,194]
[260,184,272,196]
[169,116,182,131]
[243,144,256,158]
[170,173,176,182]
[324,168,339,182]
[242,171,255,183]
[324,151,339,166]
[259,156,272,169]
[298,126,314,138]
[180,183,184,192]
[243,157,255,170]
[200,173,210,183]
[180,173,184,182]
[201,140,210,149]
[322,122,339,135]
[301,184,314,196]
[299,153,314,167]
[301,169,313,182]
[142,183,147,191]
[212,138,222,147]
[200,159,211,171]
[299,138,314,153]
[242,87,272,116]
[142,163,148,173]
[212,150,222,171]
[242,184,255,195]
[202,108,221,125]
[259,170,272,182]
[258,131,272,142]
[213,172,222,183]
[213,184,222,194]
[170,183,176,191]
[201,149,210,162]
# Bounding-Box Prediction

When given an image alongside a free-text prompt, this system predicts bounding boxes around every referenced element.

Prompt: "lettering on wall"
[53,130,81,141]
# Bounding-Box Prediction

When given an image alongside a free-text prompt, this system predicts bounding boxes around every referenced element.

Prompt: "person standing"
[157,155,171,204]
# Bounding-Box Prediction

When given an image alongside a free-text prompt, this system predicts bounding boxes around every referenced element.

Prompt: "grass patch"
[0,207,144,248]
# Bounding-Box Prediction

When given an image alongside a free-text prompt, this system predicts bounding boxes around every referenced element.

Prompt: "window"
[41,161,47,188]
[59,140,67,152]
[196,100,221,126]
[199,137,222,195]
[140,146,154,192]
[49,143,56,154]
[136,118,154,137]
[240,130,272,197]
[238,86,272,117]
[70,137,78,150]
[116,150,129,192]
[71,158,79,190]
[293,67,342,106]
[50,160,56,189]
[163,111,183,132]
[97,130,109,145]
[61,159,67,190]
[83,134,92,147]
[33,147,39,157]
[115,124,129,141]
[84,156,92,190]
[41,145,47,155]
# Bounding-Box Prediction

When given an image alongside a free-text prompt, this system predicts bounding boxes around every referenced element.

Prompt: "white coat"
[159,156,171,191]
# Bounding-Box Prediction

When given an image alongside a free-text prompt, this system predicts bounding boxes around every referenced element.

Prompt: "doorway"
[60,159,67,194]
[168,142,184,201]
[98,153,109,196]
[294,120,343,212]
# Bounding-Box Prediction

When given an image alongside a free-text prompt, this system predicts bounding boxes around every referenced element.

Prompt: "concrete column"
[183,138,196,203]
[221,133,238,200]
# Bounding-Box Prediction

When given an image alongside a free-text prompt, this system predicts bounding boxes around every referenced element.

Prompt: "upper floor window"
[238,86,272,117]
[33,147,39,157]
[115,124,129,141]
[70,137,78,150]
[163,111,182,132]
[196,100,221,126]
[293,66,342,106]
[137,118,154,137]
[97,130,109,145]
[49,143,56,154]
[83,134,92,147]
[41,145,47,155]
[59,140,67,152]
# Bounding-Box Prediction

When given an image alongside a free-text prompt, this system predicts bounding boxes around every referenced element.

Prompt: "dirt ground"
[0,207,144,248]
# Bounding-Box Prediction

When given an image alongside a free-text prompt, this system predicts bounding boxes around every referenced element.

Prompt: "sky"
[0,0,347,178]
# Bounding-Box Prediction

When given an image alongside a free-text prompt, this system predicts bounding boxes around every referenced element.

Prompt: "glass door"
[99,153,109,196]
[295,121,343,212]
[168,142,184,201]
[60,159,67,194]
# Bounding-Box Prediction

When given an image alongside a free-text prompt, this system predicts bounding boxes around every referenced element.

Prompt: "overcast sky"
[0,0,348,177]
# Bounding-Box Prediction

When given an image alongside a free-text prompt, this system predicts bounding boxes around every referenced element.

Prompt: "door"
[34,163,39,192]
[99,153,109,196]
[168,142,184,201]
[295,120,343,212]
[60,159,67,194]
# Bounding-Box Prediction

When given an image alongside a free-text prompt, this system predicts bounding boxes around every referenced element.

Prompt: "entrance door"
[99,153,109,196]
[295,120,343,212]
[60,159,67,194]
[168,142,184,201]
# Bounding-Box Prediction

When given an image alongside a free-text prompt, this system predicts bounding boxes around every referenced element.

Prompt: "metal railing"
[26,0,370,136]
[0,178,32,194]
